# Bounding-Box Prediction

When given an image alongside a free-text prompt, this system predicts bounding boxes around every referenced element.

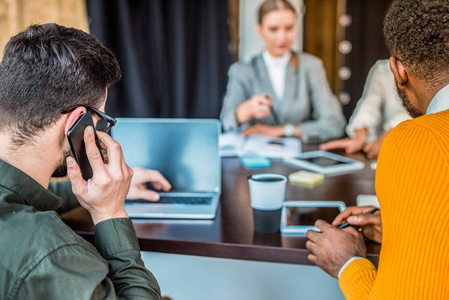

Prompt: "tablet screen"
[286,206,341,226]
[301,156,347,167]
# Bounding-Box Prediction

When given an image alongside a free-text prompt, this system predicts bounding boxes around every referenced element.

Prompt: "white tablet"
[280,200,346,235]
[283,150,365,175]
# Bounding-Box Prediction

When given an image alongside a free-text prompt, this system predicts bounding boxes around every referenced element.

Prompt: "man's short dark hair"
[384,0,449,87]
[0,23,121,146]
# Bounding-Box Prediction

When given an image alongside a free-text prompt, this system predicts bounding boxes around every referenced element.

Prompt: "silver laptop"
[111,118,221,219]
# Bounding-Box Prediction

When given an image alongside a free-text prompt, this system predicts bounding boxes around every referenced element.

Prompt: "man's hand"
[242,124,284,137]
[127,167,172,202]
[236,94,272,124]
[332,206,382,244]
[67,127,131,225]
[306,220,367,278]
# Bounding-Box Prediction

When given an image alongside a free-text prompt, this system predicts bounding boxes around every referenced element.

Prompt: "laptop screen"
[112,118,221,193]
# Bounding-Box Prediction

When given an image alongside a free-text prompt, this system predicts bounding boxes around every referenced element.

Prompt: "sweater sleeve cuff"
[338,256,364,279]
[346,121,371,138]
[94,218,140,259]
[339,258,377,296]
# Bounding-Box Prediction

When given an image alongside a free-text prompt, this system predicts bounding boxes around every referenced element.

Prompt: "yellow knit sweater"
[339,110,449,299]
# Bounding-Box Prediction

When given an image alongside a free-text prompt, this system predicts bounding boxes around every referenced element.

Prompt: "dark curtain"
[85,0,232,118]
[342,0,392,119]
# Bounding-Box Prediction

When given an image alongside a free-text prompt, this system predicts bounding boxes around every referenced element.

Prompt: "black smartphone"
[67,111,103,180]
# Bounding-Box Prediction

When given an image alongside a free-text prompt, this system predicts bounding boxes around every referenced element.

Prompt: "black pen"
[338,208,379,229]
[265,94,280,125]
[270,106,280,125]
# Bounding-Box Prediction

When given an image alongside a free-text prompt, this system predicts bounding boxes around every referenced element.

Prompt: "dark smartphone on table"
[67,111,103,180]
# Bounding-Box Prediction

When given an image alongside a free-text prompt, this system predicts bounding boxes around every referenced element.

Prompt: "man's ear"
[389,56,409,90]
[63,107,87,136]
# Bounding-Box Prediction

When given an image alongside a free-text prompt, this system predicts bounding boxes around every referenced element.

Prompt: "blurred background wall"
[0,0,392,122]
[86,0,232,119]
[0,0,88,60]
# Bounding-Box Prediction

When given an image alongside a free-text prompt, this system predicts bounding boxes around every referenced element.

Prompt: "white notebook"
[356,195,380,208]
[219,132,301,158]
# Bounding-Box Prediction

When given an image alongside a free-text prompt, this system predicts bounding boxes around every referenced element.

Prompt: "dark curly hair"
[384,0,449,86]
[0,23,121,146]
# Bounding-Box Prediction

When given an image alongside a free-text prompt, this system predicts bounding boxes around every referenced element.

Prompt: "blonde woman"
[220,0,346,143]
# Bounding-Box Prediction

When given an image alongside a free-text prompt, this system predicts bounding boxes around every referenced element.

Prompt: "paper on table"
[219,132,301,158]
[356,195,380,208]
[219,131,245,157]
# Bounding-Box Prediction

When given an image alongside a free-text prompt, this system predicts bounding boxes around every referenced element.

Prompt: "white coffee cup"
[248,173,287,233]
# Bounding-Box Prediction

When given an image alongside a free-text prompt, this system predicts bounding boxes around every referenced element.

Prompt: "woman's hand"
[363,131,389,159]
[242,124,284,137]
[319,137,365,154]
[319,128,367,154]
[236,94,272,125]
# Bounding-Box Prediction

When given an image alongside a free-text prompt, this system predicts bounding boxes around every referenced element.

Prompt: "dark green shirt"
[0,159,161,299]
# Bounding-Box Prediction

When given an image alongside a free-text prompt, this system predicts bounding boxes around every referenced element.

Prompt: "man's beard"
[52,148,72,178]
[395,81,423,118]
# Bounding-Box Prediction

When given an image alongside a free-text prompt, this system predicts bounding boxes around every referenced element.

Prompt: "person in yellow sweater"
[305,0,449,298]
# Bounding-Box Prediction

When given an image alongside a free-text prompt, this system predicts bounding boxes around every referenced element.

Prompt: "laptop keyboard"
[158,196,213,205]
[126,196,213,205]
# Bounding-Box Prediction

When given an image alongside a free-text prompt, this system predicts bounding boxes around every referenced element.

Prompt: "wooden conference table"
[61,144,381,266]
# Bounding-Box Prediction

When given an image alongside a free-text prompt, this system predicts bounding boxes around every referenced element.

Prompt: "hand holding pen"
[236,94,273,124]
[332,206,382,244]
[250,94,272,119]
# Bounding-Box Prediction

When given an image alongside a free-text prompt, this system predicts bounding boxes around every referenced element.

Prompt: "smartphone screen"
[67,111,102,180]
[286,206,341,226]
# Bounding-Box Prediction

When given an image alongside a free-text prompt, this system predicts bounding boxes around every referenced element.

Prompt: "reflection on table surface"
[61,145,381,266]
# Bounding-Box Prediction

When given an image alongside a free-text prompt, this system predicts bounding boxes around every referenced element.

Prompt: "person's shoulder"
[2,206,95,255]
[387,111,449,145]
[298,52,323,66]
[227,55,262,79]
[372,59,390,68]
[0,207,100,284]
[370,59,391,75]
[229,55,263,72]
[296,52,325,73]
[379,112,449,173]
[416,110,449,136]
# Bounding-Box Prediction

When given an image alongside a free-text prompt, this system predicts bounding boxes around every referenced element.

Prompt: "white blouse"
[262,50,291,102]
[346,59,411,142]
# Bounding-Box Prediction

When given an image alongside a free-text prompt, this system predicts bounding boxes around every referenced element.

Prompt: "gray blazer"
[219,53,346,142]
